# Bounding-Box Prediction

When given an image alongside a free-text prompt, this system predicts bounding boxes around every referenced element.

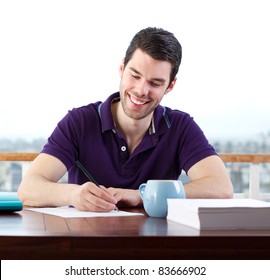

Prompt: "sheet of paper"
[26,206,144,218]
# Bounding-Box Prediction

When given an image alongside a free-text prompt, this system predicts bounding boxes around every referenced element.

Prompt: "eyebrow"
[129,67,166,83]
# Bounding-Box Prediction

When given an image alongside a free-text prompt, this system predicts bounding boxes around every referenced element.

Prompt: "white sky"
[0,0,269,141]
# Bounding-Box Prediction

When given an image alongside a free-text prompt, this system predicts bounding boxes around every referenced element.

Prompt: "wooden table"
[1,208,270,260]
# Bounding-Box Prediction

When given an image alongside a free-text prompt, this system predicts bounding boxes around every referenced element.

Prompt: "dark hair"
[124,27,182,84]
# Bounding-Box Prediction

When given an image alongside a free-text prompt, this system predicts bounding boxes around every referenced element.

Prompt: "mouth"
[128,93,149,106]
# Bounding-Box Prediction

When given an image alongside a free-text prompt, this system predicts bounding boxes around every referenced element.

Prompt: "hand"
[70,182,118,212]
[106,187,143,208]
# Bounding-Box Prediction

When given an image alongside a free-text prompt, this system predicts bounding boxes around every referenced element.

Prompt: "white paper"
[26,206,144,218]
[167,198,270,212]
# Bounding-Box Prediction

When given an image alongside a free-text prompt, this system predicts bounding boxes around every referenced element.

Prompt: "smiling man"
[18,27,233,212]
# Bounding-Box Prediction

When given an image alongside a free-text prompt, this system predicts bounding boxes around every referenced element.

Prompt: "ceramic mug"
[139,180,186,218]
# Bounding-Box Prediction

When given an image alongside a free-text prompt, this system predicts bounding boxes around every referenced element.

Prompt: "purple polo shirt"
[42,92,217,189]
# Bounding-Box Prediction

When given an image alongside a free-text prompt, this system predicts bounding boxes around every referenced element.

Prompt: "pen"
[75,160,119,211]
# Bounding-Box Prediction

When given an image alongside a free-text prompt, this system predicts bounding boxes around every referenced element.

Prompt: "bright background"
[0,0,269,141]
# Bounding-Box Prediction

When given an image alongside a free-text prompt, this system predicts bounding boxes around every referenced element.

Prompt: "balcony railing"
[0,152,270,200]
[220,153,270,200]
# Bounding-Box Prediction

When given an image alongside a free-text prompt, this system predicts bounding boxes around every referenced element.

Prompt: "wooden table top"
[1,208,270,259]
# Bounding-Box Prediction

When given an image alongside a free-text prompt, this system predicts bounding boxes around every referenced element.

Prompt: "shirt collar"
[98,92,119,133]
[98,92,171,135]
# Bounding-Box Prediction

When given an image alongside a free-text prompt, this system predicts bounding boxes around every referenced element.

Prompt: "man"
[18,27,233,212]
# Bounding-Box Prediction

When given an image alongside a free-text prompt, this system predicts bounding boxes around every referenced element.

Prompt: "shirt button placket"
[120,145,129,167]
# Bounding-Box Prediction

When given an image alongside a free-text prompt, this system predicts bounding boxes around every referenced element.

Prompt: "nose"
[136,80,149,97]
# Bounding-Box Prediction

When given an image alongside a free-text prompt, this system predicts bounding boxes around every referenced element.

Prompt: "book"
[0,192,23,212]
[167,198,270,230]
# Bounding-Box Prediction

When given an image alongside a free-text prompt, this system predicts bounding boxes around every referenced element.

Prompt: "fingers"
[105,187,123,202]
[87,184,117,207]
[73,183,117,212]
[106,188,142,207]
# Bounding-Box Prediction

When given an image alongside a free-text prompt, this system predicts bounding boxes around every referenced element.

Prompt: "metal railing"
[1,152,270,199]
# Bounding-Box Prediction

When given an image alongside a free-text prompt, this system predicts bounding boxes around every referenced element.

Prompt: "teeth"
[130,96,146,105]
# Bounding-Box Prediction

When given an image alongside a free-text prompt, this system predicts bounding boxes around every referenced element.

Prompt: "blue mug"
[139,180,186,218]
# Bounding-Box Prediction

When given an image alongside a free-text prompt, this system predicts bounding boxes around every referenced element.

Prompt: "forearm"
[184,176,233,199]
[18,174,78,207]
[184,155,234,199]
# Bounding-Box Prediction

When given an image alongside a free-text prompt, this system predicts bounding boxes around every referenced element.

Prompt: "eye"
[131,74,140,80]
[150,81,161,87]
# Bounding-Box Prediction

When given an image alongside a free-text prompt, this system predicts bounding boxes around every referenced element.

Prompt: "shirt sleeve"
[176,114,217,173]
[41,109,80,171]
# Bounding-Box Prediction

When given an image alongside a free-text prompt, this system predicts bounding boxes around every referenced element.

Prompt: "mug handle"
[139,183,146,199]
[178,180,186,199]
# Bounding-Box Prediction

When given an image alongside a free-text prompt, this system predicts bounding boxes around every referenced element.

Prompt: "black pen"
[75,160,119,211]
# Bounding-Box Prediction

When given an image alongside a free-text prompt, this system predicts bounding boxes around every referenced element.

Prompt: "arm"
[17,153,117,211]
[107,155,233,204]
[184,155,234,198]
[105,188,143,208]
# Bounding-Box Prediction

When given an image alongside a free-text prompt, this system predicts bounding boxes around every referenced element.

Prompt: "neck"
[112,102,153,154]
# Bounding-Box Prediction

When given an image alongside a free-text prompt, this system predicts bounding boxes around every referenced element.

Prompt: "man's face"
[119,49,175,120]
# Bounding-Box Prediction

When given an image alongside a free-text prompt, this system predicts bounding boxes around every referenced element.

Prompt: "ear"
[165,77,177,94]
[119,59,125,77]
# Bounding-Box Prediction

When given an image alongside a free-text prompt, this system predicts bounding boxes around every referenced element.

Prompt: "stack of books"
[0,192,23,212]
[167,199,270,230]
